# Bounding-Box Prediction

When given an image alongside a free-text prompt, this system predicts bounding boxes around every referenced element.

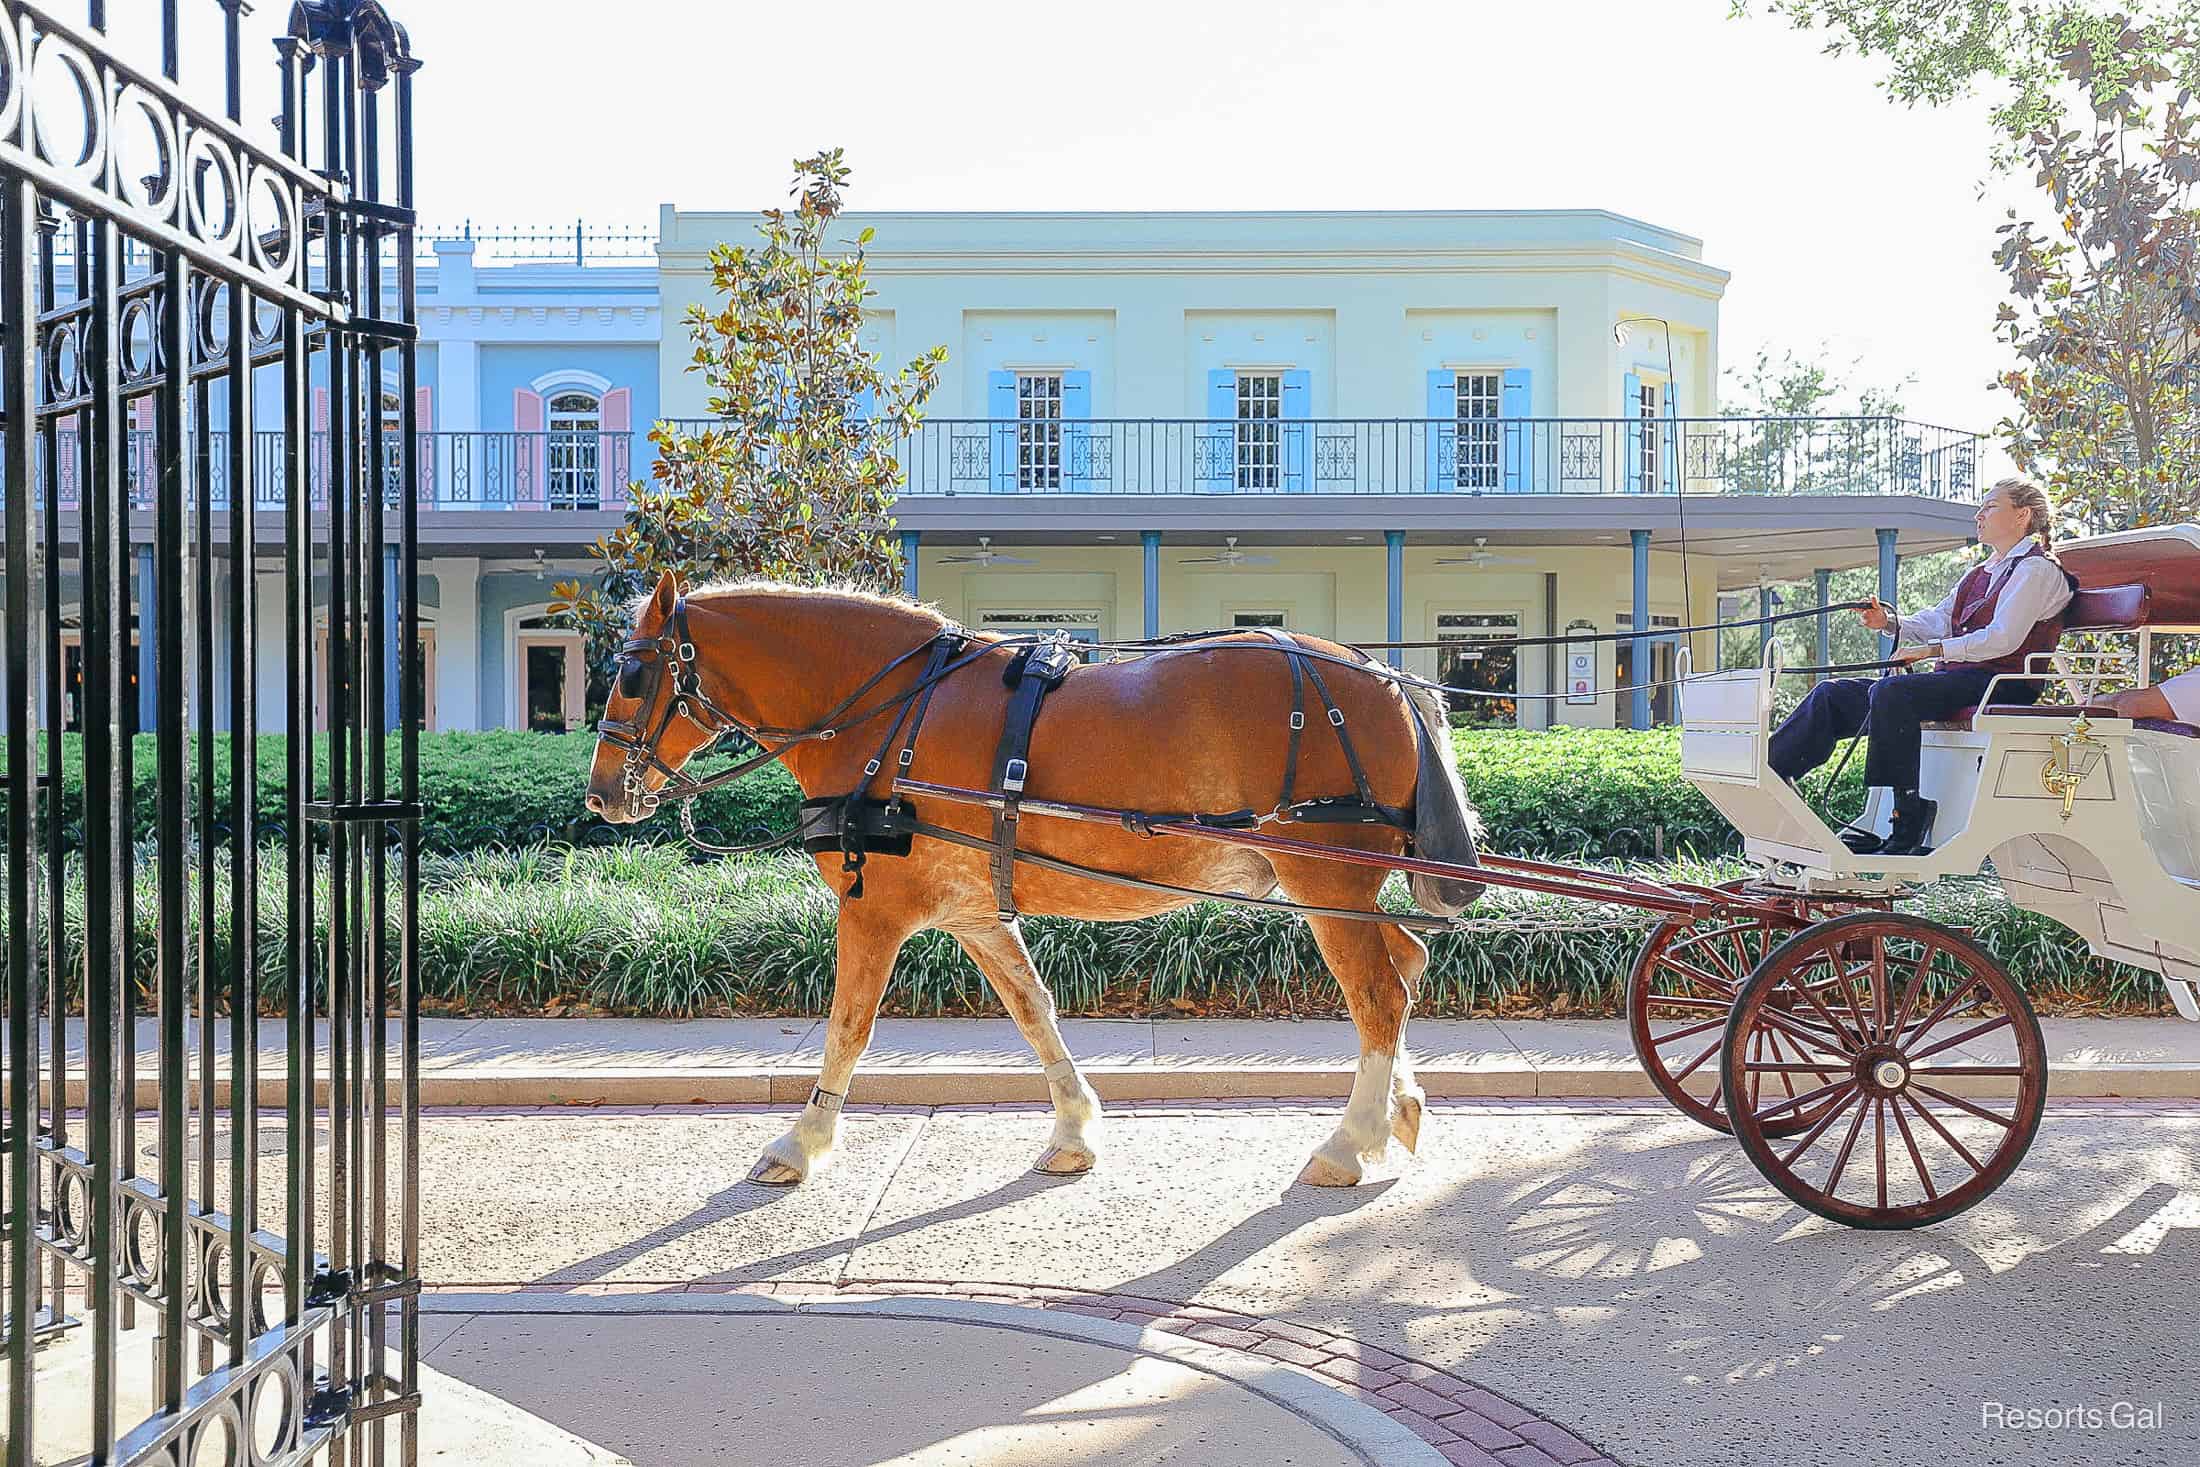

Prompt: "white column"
[438,339,479,433]
[254,570,287,734]
[429,556,481,731]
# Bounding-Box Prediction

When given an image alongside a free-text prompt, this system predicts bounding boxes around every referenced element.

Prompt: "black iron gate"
[2,3,422,1463]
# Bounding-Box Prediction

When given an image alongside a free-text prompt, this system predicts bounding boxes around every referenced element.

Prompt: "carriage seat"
[1920,582,2152,733]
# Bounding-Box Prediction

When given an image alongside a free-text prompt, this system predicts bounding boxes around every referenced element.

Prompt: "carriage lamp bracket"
[2040,717,2106,822]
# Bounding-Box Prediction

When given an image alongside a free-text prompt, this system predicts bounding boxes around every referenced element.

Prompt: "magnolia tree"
[553,149,946,660]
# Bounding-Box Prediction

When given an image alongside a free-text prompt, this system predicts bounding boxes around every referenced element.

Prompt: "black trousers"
[1767,669,2040,791]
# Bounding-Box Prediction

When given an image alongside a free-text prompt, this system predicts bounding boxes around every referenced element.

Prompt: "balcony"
[872,416,1979,499]
[30,429,639,512]
[11,414,1978,516]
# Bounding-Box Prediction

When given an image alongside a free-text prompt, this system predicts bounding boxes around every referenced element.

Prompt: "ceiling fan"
[1434,538,1533,569]
[1179,536,1277,568]
[936,536,1037,566]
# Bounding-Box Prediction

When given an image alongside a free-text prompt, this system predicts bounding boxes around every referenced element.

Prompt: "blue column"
[384,544,401,732]
[1141,530,1160,639]
[1812,567,1832,684]
[900,530,920,600]
[136,544,157,734]
[1876,527,1899,659]
[1384,530,1405,669]
[1630,529,1651,730]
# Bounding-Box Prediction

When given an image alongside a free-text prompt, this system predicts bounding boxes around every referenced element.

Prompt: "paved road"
[409,1098,2200,1467]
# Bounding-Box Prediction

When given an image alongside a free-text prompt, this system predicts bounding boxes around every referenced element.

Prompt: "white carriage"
[1627,523,2200,1227]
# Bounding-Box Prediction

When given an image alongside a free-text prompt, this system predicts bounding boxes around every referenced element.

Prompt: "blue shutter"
[1622,370,1644,494]
[1425,370,1455,493]
[1061,370,1093,492]
[1661,380,1680,495]
[988,371,1016,494]
[1281,369,1311,493]
[1198,369,1235,493]
[1500,368,1532,493]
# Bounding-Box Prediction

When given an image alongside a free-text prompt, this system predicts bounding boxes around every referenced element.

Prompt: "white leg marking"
[1300,1049,1397,1187]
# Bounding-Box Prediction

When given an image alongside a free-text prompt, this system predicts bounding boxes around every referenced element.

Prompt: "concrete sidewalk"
[42,1012,2200,1105]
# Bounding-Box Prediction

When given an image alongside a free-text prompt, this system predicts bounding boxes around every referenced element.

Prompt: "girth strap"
[988,636,1080,922]
[1253,628,1383,818]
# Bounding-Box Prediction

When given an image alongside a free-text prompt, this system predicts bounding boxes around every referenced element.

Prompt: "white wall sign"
[1566,620,1599,706]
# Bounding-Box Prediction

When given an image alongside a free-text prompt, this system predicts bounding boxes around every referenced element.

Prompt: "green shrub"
[11,726,1864,862]
[3,844,2155,1019]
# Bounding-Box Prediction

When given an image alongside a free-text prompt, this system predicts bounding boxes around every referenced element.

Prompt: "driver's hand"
[1858,599,1893,632]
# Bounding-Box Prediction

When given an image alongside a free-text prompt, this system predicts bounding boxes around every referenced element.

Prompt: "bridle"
[593,593,1008,824]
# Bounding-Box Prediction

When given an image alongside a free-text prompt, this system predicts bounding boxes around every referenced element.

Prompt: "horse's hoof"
[1296,1151,1362,1188]
[1033,1144,1096,1176]
[1390,1095,1423,1155]
[748,1159,806,1187]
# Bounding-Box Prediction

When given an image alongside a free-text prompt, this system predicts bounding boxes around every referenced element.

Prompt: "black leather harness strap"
[1257,627,1310,812]
[987,637,1079,922]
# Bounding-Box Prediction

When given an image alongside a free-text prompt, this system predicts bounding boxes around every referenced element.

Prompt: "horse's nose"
[585,792,607,815]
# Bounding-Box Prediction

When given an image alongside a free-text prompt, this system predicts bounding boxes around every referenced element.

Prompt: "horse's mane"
[630,579,946,630]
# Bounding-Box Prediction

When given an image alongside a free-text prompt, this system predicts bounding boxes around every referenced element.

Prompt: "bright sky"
[186,0,2033,450]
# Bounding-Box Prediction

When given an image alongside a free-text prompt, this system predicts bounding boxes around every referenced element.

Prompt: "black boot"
[1838,792,1889,854]
[1879,790,1938,857]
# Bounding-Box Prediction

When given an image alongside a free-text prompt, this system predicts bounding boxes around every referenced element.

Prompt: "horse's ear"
[648,570,678,621]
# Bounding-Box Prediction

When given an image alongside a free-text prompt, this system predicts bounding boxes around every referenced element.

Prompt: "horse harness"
[606,604,1414,925]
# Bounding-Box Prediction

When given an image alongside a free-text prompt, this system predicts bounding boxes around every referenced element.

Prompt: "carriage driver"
[1768,477,2075,858]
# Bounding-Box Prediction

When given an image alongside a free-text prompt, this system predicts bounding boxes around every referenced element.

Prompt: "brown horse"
[584,572,1483,1187]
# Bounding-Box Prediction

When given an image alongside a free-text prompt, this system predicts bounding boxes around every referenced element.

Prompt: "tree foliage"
[1992,65,2200,530]
[553,150,946,656]
[1733,1,2200,169]
[1717,345,1917,494]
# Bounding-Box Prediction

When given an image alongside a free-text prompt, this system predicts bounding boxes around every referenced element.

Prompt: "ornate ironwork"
[2,3,424,1465]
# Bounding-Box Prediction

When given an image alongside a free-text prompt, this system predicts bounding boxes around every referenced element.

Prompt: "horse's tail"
[1401,682,1486,916]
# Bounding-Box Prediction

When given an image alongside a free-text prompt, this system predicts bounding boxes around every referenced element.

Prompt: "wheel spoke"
[1910,1081,2018,1130]
[1907,1015,2012,1065]
[1889,1094,1938,1200]
[1750,1003,1855,1062]
[1671,1036,1723,1082]
[1743,1062,1855,1073]
[1749,1073,1855,1125]
[1656,952,1738,997]
[1903,973,1984,1056]
[1779,1085,1861,1168]
[1642,994,1736,1014]
[1763,1027,1803,1106]
[1789,956,1869,1054]
[1822,1097,1873,1194]
[1875,1099,1889,1210]
[1911,1065,2026,1077]
[1869,942,1891,1043]
[1650,1015,1727,1048]
[1898,1091,1985,1175]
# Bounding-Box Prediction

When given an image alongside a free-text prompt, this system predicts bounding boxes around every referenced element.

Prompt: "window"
[1435,611,1519,729]
[1235,372,1281,491]
[515,613,584,732]
[1456,372,1500,490]
[1615,611,1683,726]
[977,607,1103,660]
[1017,373,1063,491]
[1637,380,1661,494]
[58,613,141,735]
[1231,610,1287,629]
[546,390,601,510]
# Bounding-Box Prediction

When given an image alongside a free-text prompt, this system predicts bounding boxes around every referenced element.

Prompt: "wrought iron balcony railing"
[24,428,638,511]
[8,414,1978,514]
[856,416,1979,499]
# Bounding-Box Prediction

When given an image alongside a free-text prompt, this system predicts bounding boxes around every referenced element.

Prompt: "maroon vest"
[1942,540,2070,675]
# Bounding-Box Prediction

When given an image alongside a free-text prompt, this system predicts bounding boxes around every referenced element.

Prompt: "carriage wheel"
[1626,892,1854,1136]
[1721,912,2046,1230]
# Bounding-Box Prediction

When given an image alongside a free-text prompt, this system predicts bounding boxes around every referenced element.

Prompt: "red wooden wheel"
[1721,913,2047,1230]
[1626,890,1853,1135]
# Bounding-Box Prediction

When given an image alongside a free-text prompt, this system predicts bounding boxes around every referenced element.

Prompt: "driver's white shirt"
[2164,670,2200,724]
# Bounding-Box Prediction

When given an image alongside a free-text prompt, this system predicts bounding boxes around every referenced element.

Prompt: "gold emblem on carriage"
[2039,713,2107,821]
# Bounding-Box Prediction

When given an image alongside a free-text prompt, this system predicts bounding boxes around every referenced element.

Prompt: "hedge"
[5,844,2161,1019]
[8,725,1868,862]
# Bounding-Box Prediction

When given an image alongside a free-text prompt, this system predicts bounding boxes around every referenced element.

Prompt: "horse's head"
[584,571,729,823]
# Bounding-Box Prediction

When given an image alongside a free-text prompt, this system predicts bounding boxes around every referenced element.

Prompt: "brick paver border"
[424,1275,1623,1467]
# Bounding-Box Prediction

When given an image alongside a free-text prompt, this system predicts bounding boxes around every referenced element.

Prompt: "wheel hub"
[1857,1046,1910,1095]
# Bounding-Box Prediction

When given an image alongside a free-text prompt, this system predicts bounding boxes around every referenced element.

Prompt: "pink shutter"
[415,386,434,502]
[513,388,544,503]
[599,387,630,506]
